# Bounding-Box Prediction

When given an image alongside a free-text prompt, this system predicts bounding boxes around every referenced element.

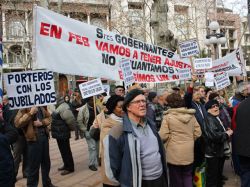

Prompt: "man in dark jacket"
[234,91,250,187]
[3,95,28,181]
[104,89,168,187]
[0,118,18,187]
[51,96,76,175]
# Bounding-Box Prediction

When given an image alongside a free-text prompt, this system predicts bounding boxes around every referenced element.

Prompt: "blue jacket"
[103,115,168,187]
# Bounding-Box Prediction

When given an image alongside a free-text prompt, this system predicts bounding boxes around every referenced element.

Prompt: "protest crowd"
[1,4,250,187]
[1,79,250,187]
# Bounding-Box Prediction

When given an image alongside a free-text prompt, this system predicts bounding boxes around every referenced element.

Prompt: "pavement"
[15,133,241,187]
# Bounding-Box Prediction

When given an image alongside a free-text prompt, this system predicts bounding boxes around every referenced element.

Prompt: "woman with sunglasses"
[204,100,233,187]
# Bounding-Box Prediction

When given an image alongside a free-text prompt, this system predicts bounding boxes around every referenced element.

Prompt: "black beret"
[115,85,125,90]
[106,95,124,115]
[123,89,144,112]
[205,99,219,110]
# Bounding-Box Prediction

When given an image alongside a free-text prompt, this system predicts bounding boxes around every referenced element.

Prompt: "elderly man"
[114,85,125,97]
[104,89,168,187]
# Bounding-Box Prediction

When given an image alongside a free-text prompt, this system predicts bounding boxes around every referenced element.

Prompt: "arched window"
[8,45,23,64]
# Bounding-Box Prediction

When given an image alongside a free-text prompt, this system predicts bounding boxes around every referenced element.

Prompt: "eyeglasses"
[130,99,146,105]
[211,104,219,109]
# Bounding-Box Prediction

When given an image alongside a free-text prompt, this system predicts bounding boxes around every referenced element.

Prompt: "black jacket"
[51,112,70,140]
[234,97,250,157]
[204,113,228,157]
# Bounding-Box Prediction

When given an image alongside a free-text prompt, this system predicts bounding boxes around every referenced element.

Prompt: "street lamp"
[205,21,227,59]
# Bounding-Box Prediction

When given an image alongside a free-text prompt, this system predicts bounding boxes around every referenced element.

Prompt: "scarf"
[110,113,123,123]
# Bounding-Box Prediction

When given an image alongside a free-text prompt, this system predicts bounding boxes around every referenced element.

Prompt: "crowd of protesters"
[1,79,250,187]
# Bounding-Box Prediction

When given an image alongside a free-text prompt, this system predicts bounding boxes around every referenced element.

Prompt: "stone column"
[2,11,6,40]
[25,11,29,37]
[106,14,109,30]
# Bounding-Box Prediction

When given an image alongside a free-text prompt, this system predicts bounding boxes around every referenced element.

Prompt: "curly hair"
[167,93,185,108]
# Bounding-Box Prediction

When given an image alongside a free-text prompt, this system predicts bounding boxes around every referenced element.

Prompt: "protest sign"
[103,84,110,95]
[178,68,191,80]
[209,48,246,76]
[179,39,200,58]
[214,72,231,90]
[33,6,191,83]
[79,78,104,99]
[120,59,135,87]
[3,70,56,109]
[194,58,212,70]
[205,72,214,87]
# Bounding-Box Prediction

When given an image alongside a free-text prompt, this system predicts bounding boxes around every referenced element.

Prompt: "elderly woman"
[204,99,233,187]
[100,95,124,187]
[159,93,201,187]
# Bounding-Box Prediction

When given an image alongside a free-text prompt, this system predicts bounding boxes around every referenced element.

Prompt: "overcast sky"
[223,0,247,16]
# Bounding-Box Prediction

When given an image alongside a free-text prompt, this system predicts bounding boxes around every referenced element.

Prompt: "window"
[8,21,24,38]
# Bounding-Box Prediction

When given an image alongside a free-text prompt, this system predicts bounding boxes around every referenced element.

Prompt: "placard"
[79,78,105,99]
[205,72,214,87]
[3,70,56,109]
[179,39,200,58]
[178,68,191,80]
[194,58,212,70]
[214,72,231,90]
[120,59,135,87]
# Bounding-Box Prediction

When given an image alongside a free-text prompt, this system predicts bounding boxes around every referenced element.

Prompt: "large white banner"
[3,70,56,109]
[33,6,191,83]
[209,48,246,76]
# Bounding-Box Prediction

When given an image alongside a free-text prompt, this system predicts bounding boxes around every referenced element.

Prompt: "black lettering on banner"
[102,53,116,66]
[96,28,103,39]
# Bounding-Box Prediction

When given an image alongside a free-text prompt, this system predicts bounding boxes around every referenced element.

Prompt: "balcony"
[3,62,24,70]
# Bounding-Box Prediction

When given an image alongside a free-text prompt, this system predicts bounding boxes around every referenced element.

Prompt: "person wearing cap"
[114,85,125,97]
[103,89,168,187]
[204,100,233,187]
[99,95,124,187]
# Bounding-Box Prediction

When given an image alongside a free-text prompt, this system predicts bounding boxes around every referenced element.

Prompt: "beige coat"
[100,117,121,186]
[159,107,201,165]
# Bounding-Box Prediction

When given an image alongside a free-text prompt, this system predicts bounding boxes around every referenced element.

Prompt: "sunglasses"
[211,104,219,109]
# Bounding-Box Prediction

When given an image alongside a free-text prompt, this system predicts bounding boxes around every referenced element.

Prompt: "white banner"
[3,70,56,109]
[33,6,191,83]
[179,39,200,58]
[209,48,246,76]
[178,68,191,80]
[79,78,104,99]
[214,72,231,90]
[120,59,135,87]
[194,58,212,70]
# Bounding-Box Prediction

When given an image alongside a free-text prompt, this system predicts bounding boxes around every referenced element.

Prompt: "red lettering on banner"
[164,58,191,68]
[40,22,62,39]
[68,32,90,47]
[156,74,169,81]
[134,73,155,82]
[95,40,130,58]
[140,52,161,64]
